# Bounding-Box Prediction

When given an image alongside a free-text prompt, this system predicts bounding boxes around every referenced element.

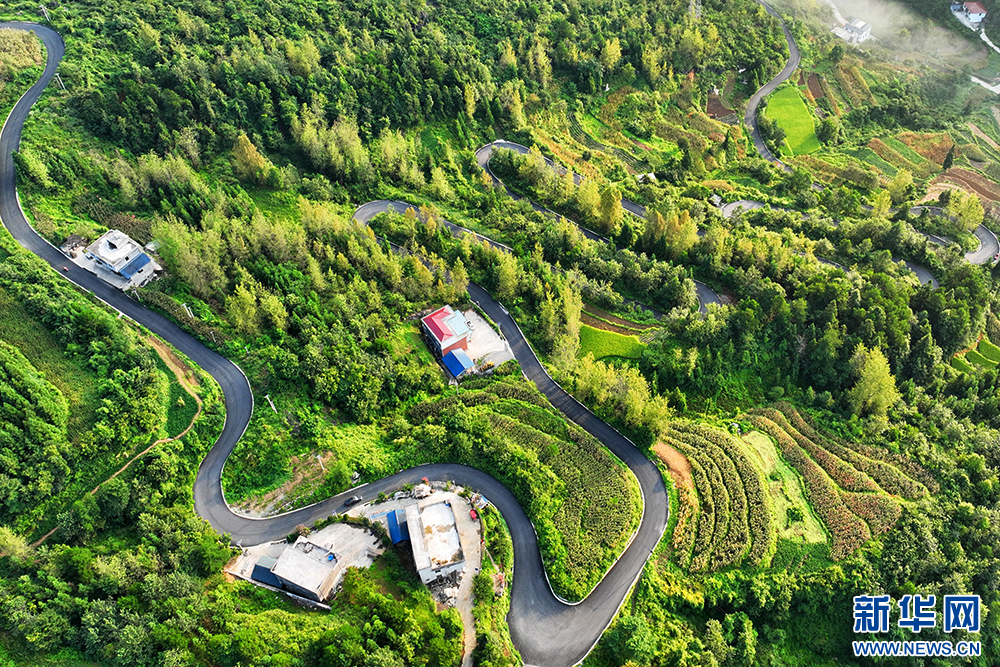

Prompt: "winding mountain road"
[475,140,723,312]
[744,2,800,170]
[0,22,667,667]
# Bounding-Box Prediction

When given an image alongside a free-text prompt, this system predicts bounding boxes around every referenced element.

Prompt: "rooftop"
[422,306,471,347]
[966,1,987,12]
[86,230,145,271]
[442,348,474,378]
[407,501,463,572]
[269,537,339,597]
[846,17,870,30]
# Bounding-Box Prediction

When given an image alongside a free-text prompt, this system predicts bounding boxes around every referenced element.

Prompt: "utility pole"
[181,302,194,319]
[39,5,50,22]
[265,394,277,413]
[54,74,65,91]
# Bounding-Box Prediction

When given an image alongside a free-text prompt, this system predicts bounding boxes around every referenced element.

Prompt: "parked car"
[344,495,363,507]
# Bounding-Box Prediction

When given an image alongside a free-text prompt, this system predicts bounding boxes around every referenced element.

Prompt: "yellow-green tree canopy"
[847,343,900,418]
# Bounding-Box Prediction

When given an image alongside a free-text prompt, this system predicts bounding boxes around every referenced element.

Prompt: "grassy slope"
[578,324,646,360]
[742,431,827,545]
[0,286,100,443]
[766,87,820,155]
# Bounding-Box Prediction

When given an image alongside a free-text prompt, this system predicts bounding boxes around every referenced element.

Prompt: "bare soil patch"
[807,73,824,99]
[652,441,694,492]
[706,94,735,119]
[934,168,1000,201]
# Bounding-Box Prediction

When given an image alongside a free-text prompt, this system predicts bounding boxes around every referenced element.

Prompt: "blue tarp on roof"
[442,349,474,378]
[119,252,152,279]
[386,509,410,543]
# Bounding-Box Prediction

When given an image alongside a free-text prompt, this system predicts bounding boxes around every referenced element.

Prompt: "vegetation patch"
[764,86,820,155]
[742,430,827,546]
[578,324,646,360]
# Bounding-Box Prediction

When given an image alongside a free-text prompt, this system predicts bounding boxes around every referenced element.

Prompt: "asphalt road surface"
[0,25,668,667]
[743,2,800,170]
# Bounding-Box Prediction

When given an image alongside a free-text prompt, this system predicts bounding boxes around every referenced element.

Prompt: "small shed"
[442,349,474,379]
[251,556,281,587]
[386,509,410,544]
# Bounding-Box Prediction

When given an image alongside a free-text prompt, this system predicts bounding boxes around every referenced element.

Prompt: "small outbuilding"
[442,348,475,379]
[965,1,988,22]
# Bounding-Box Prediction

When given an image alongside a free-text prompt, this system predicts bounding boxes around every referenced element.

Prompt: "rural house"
[253,536,343,602]
[843,18,872,43]
[406,501,466,584]
[85,229,160,288]
[965,1,988,22]
[421,305,472,357]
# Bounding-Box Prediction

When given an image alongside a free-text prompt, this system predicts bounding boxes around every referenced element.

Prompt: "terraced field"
[953,336,1000,371]
[742,404,931,561]
[658,422,774,571]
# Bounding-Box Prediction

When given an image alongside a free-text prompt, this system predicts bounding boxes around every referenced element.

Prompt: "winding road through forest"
[0,21,666,667]
[4,7,999,665]
[475,140,723,312]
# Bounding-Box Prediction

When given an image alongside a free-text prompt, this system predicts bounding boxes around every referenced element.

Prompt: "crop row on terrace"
[744,414,872,560]
[772,403,929,499]
[755,408,880,493]
[776,403,938,493]
[662,422,772,571]
[670,423,775,565]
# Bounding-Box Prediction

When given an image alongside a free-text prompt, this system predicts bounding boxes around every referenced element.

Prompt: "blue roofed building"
[85,229,161,288]
[442,348,474,379]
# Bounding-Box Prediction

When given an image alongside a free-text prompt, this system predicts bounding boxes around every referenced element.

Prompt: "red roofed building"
[965,1,987,22]
[421,305,472,357]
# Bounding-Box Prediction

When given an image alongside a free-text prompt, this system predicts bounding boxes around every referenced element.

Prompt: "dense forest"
[1,0,1000,665]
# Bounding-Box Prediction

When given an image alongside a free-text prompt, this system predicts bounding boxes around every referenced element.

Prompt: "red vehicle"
[470,509,478,521]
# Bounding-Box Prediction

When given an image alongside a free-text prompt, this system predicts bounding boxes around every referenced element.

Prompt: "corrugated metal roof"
[443,349,474,378]
[386,509,410,543]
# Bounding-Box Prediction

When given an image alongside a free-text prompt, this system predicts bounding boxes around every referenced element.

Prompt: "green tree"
[494,252,519,303]
[888,168,913,205]
[599,185,623,236]
[226,282,260,334]
[945,189,984,231]
[872,189,892,218]
[576,179,602,223]
[606,615,656,665]
[232,133,272,184]
[943,144,956,170]
[847,343,900,418]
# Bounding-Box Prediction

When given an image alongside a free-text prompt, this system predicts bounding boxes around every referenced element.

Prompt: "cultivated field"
[766,86,820,155]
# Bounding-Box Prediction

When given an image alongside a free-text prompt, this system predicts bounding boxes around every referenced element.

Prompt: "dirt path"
[652,441,693,491]
[30,337,203,548]
[968,122,1000,152]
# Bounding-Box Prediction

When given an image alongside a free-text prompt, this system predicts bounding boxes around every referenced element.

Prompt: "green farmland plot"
[766,87,821,155]
[578,325,646,360]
